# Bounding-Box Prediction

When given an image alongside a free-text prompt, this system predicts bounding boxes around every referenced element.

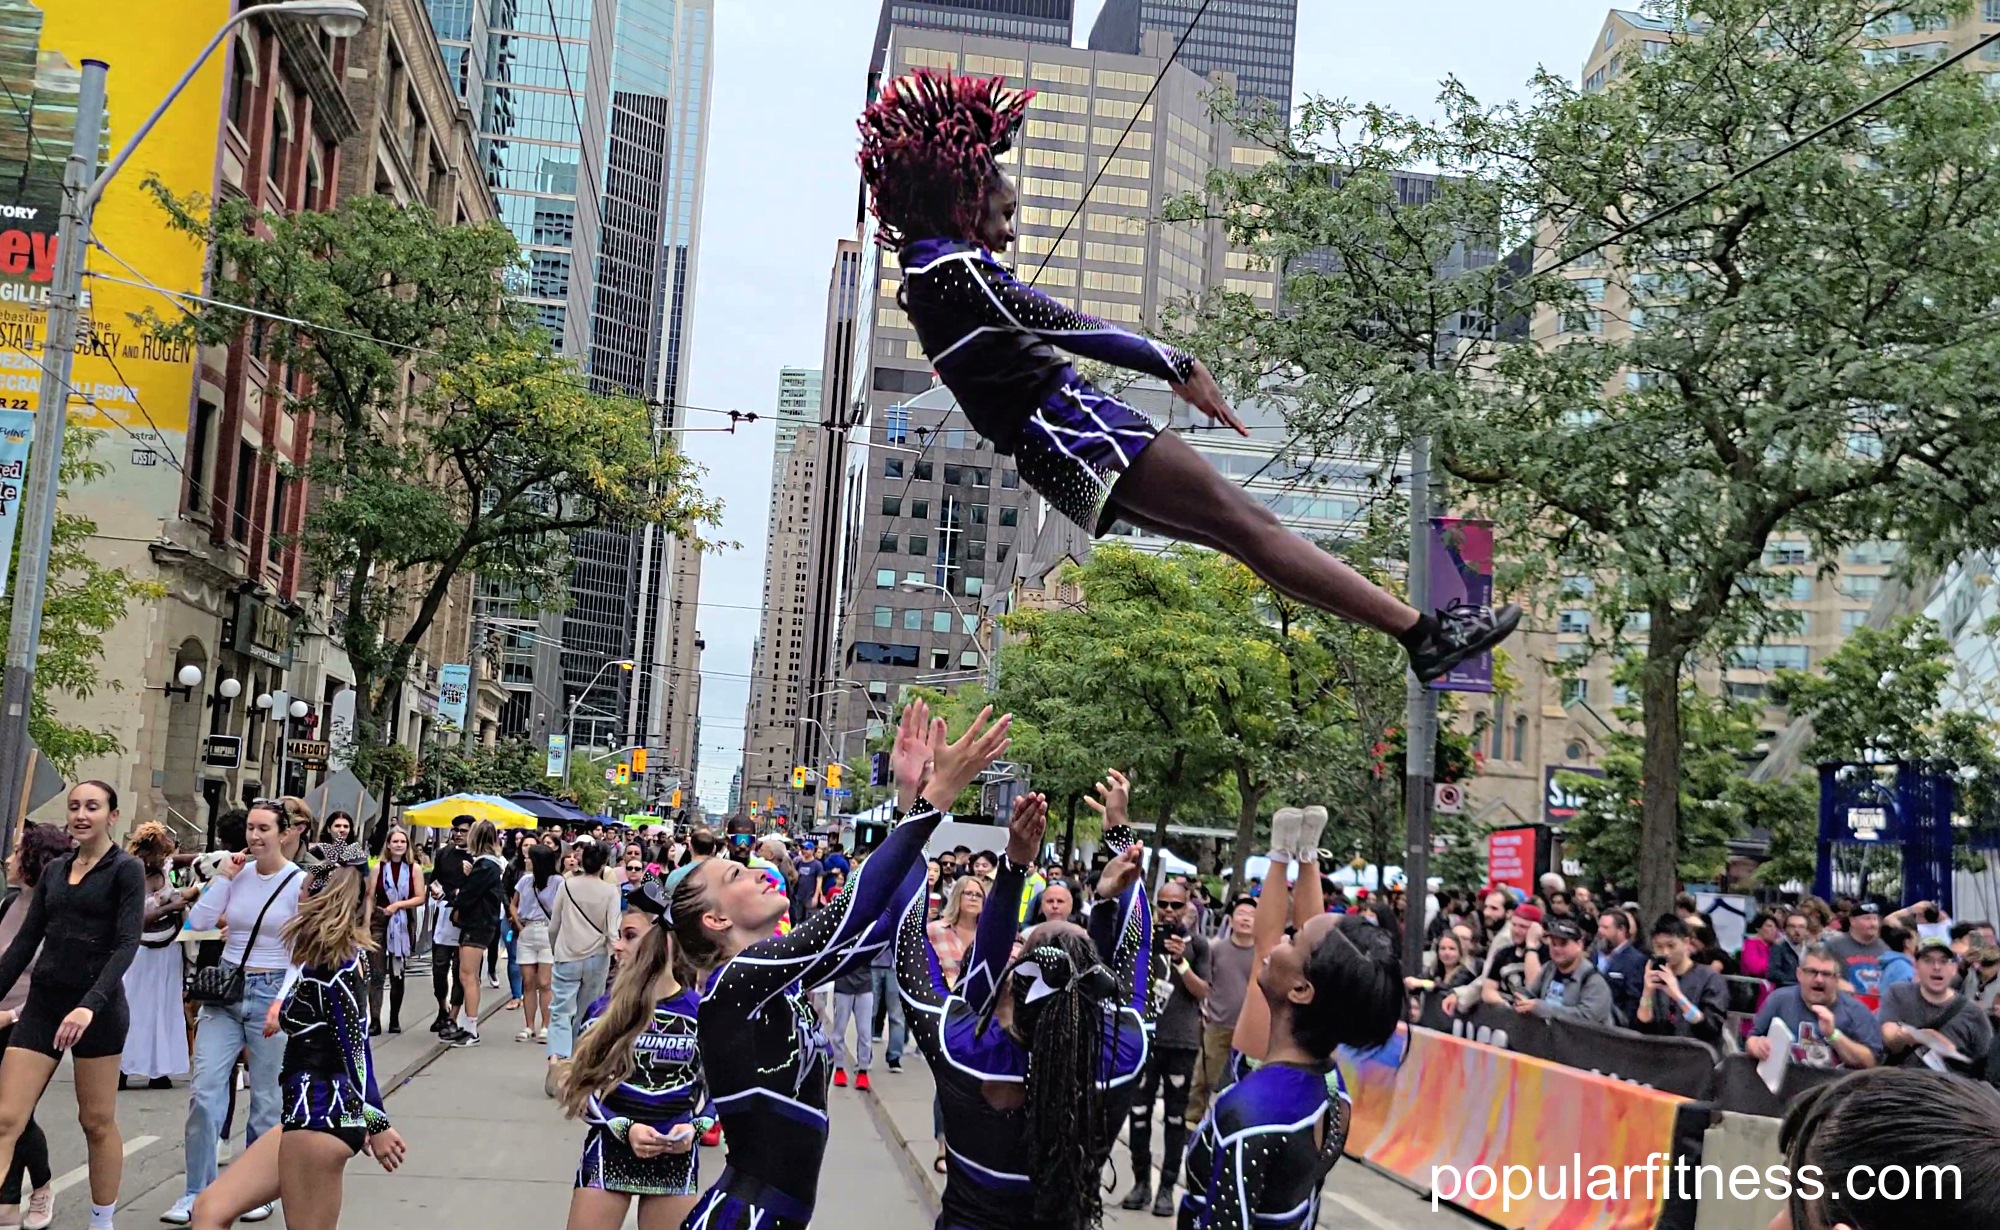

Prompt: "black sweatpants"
[432,943,463,1011]
[1127,1043,1198,1189]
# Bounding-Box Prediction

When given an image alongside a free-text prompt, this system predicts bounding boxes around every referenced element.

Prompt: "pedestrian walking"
[120,823,197,1090]
[547,842,619,1096]
[512,843,560,1042]
[446,821,507,1046]
[0,783,147,1230]
[165,799,304,1224]
[366,828,425,1037]
[427,816,473,1035]
[0,824,73,1230]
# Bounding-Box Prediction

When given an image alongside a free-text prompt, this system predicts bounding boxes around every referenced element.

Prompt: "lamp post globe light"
[217,678,242,701]
[0,0,373,854]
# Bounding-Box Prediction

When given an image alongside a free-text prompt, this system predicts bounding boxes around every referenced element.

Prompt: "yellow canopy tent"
[402,793,539,830]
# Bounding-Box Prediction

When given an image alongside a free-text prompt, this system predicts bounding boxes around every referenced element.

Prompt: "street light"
[0,0,371,849]
[563,659,634,785]
[157,663,203,700]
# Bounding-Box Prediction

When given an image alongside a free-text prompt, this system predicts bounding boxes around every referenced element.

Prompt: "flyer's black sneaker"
[1406,602,1521,684]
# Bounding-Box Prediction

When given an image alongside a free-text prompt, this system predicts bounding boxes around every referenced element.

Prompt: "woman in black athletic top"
[898,804,1149,1230]
[0,782,147,1230]
[665,700,1011,1230]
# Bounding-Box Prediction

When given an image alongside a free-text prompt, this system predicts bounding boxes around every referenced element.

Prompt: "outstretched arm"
[1088,845,1151,1013]
[332,963,390,1134]
[895,885,950,1060]
[960,793,1047,1015]
[719,707,1013,1011]
[958,255,1196,383]
[1232,854,1295,1063]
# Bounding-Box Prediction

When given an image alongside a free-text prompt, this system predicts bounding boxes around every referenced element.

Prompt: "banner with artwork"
[1338,1027,1687,1230]
[1428,518,1496,692]
[437,664,471,732]
[5,1,228,508]
[0,409,32,601]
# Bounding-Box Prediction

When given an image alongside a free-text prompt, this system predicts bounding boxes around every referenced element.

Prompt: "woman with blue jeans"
[162,801,303,1225]
[543,841,618,1096]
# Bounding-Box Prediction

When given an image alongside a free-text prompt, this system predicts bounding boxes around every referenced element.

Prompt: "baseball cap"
[1546,918,1585,942]
[1916,935,1956,958]
[1514,904,1544,923]
[1856,902,1881,916]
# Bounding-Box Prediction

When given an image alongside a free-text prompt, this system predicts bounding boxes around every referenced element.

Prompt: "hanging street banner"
[4,1,229,518]
[437,664,471,732]
[546,734,568,779]
[0,410,33,602]
[1427,518,1496,693]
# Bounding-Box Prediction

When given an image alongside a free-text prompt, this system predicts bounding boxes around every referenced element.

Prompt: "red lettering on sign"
[0,230,26,276]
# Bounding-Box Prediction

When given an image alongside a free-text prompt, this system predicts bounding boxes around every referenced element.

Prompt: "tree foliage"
[1559,660,1813,892]
[1178,0,2000,916]
[2,430,166,776]
[146,189,722,774]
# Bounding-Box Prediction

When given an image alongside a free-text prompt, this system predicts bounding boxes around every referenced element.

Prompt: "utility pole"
[1401,437,1437,980]
[0,63,106,851]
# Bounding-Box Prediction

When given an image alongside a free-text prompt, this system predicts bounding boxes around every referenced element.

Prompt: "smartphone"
[1648,955,1668,969]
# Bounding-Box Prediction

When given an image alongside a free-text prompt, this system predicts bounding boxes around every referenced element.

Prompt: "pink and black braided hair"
[857,70,1034,249]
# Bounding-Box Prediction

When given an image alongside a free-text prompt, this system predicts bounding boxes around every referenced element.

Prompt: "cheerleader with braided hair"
[894,794,1149,1230]
[857,71,1518,683]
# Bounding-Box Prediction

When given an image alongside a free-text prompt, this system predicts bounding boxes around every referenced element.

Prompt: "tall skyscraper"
[1087,0,1298,112]
[427,0,714,778]
[868,0,1073,96]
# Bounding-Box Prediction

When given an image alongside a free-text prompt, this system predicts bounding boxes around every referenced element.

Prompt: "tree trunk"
[1228,761,1266,896]
[1638,620,1685,922]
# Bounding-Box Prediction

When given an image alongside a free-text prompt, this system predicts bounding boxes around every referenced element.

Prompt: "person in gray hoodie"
[1510,917,1616,1027]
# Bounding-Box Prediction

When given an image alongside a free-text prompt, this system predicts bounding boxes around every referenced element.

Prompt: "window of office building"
[879,531,898,552]
[874,607,892,627]
[908,534,928,555]
[910,499,929,520]
[884,457,903,479]
[876,569,895,589]
[903,608,922,630]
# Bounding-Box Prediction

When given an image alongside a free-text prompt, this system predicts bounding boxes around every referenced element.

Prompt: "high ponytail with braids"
[857,70,1034,249]
[997,927,1120,1230]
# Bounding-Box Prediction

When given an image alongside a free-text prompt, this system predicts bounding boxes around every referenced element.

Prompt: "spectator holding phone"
[1634,915,1728,1046]
[1747,944,1882,1071]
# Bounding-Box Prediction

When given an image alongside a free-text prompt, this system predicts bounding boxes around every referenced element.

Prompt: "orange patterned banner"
[1338,1027,1689,1230]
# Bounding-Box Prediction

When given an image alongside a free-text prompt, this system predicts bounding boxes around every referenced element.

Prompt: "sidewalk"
[115,1003,934,1230]
[860,1048,1480,1230]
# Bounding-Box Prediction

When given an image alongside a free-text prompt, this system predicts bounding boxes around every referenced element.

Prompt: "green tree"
[1179,0,2000,917]
[404,737,549,802]
[1,431,166,776]
[147,190,720,778]
[1559,660,1813,893]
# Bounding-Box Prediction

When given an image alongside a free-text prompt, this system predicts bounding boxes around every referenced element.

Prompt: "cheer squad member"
[0,824,73,1230]
[896,797,1149,1230]
[664,699,1010,1230]
[0,783,145,1230]
[854,72,1517,684]
[560,879,710,1230]
[1177,913,1401,1230]
[190,842,407,1230]
[1772,1067,2000,1230]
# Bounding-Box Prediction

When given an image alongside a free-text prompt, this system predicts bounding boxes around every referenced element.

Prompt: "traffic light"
[615,763,630,785]
[748,800,758,816]
[670,788,682,808]
[870,751,890,787]
[792,765,808,790]
[633,748,648,773]
[825,763,842,791]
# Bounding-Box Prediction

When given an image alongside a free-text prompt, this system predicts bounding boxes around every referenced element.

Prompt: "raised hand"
[922,706,1013,809]
[1006,793,1048,866]
[1083,768,1131,828]
[891,697,933,810]
[1095,843,1145,901]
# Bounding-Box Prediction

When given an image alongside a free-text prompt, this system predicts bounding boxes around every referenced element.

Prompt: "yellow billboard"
[0,0,226,493]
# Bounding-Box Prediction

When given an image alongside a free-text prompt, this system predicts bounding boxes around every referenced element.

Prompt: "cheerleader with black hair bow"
[895,796,1150,1230]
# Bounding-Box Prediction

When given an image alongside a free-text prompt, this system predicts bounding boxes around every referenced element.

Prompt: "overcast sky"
[680,0,1616,806]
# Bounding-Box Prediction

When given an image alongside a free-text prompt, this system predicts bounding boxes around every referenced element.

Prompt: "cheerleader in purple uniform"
[856,72,1518,682]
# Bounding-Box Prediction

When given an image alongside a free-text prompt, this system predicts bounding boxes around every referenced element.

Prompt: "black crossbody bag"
[186,868,301,1006]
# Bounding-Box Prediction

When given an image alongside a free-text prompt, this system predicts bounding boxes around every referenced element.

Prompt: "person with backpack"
[546,842,620,1097]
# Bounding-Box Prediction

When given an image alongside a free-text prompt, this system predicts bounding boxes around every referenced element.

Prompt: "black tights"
[370,967,407,1030]
[432,943,463,1013]
[0,1025,46,1204]
[1127,1043,1197,1189]
[1112,430,1416,636]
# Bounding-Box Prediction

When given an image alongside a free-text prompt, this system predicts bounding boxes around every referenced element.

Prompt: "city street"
[20,990,1476,1230]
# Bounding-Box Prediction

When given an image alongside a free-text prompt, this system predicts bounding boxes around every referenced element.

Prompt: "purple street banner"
[1428,517,1495,693]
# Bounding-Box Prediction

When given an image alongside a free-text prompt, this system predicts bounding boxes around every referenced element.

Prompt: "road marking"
[49,1134,159,1196]
[1328,1190,1406,1230]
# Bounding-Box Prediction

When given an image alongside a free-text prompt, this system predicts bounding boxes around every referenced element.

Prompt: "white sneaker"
[240,1201,277,1223]
[24,1184,52,1230]
[159,1195,196,1225]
